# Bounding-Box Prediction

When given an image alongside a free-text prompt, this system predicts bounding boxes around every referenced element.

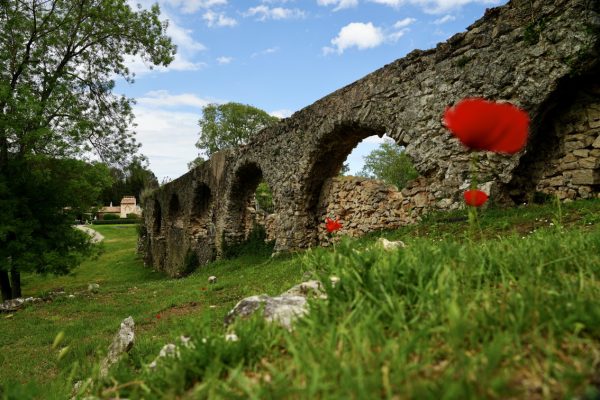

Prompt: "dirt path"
[75,225,105,243]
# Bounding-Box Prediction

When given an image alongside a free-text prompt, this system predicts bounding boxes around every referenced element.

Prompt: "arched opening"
[192,183,212,220]
[504,71,600,204]
[169,194,181,218]
[305,123,419,245]
[153,200,162,234]
[224,162,276,251]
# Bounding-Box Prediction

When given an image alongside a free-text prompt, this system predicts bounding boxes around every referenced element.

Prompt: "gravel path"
[75,225,105,243]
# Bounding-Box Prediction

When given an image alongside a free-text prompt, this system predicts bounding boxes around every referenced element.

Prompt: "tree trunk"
[10,269,21,299]
[0,270,12,301]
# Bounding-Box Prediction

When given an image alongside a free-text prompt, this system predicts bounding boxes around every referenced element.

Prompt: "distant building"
[97,196,142,219]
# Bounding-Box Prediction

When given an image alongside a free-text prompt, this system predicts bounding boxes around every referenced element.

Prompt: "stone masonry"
[141,0,600,277]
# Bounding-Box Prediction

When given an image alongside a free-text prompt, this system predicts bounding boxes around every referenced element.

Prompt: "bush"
[126,213,141,220]
[92,219,138,225]
[222,224,274,259]
[103,213,120,220]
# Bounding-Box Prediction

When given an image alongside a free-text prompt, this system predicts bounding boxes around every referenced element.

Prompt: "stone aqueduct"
[141,0,600,277]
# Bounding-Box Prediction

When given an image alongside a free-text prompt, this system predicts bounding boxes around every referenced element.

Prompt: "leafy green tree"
[0,0,175,300]
[196,102,279,157]
[187,155,205,171]
[359,140,419,190]
[100,158,158,205]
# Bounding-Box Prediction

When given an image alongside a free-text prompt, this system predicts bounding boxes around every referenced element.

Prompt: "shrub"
[92,219,138,225]
[222,224,274,259]
[126,213,141,220]
[103,213,120,220]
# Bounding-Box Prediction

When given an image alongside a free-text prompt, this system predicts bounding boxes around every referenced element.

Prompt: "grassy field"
[1,200,600,399]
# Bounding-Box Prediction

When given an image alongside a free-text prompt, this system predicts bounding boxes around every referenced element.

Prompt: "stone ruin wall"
[530,87,600,200]
[140,0,600,277]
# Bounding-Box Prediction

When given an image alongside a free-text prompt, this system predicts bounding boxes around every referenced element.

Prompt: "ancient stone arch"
[141,0,600,276]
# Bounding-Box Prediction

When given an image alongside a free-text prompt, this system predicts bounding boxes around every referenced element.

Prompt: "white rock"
[208,276,217,284]
[87,283,100,293]
[99,316,135,377]
[377,238,406,250]
[225,333,239,342]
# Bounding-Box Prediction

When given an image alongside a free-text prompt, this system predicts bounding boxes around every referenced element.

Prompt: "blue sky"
[118,0,508,181]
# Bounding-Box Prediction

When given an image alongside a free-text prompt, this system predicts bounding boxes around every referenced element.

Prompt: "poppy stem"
[468,152,482,239]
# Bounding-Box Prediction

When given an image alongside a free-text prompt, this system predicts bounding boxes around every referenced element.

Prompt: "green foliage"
[456,55,472,68]
[102,214,120,220]
[100,159,159,206]
[359,140,419,189]
[523,18,546,45]
[222,224,275,259]
[182,250,200,276]
[91,219,138,225]
[187,155,205,171]
[338,162,350,176]
[126,213,140,220]
[196,103,279,157]
[3,201,600,398]
[0,0,173,298]
[255,181,274,212]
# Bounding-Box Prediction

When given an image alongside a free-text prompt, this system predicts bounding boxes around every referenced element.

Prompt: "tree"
[0,0,175,300]
[359,140,419,190]
[187,155,205,171]
[100,158,159,205]
[196,102,279,157]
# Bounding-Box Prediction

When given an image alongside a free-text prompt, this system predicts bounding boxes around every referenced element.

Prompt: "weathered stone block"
[593,135,600,149]
[573,149,589,158]
[571,169,600,185]
[578,157,600,169]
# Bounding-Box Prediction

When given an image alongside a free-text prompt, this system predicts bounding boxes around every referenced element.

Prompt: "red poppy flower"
[156,314,161,319]
[443,98,529,154]
[325,217,342,233]
[463,190,489,207]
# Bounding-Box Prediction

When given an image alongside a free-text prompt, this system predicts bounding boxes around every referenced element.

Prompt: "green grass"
[1,200,600,399]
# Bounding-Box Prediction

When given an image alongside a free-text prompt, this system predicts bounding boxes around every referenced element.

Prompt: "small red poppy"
[156,314,161,319]
[443,98,529,154]
[325,217,342,233]
[464,190,489,207]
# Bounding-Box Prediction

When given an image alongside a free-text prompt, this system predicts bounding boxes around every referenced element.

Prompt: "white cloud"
[367,0,500,14]
[123,16,206,75]
[165,19,206,52]
[433,14,455,24]
[394,17,416,29]
[251,47,280,57]
[323,18,416,54]
[244,5,306,21]
[317,0,359,11]
[323,22,384,54]
[202,10,237,27]
[270,109,294,118]
[128,0,228,14]
[132,91,226,180]
[133,105,202,181]
[136,90,212,108]
[216,56,234,64]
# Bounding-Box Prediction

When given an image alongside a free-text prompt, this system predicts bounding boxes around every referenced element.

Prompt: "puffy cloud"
[216,56,234,64]
[394,17,416,29]
[269,109,294,118]
[202,10,237,27]
[136,90,213,108]
[323,22,385,54]
[316,0,359,11]
[132,91,225,180]
[433,14,456,24]
[368,0,500,14]
[323,19,414,54]
[244,5,306,21]
[251,47,280,57]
